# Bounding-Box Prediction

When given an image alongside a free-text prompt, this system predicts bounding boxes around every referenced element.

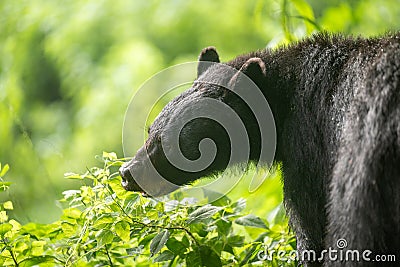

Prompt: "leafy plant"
[0,154,296,266]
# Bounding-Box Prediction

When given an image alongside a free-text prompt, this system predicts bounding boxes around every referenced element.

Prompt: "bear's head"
[119,47,274,196]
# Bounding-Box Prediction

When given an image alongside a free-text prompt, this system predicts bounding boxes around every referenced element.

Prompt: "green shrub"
[0,154,296,266]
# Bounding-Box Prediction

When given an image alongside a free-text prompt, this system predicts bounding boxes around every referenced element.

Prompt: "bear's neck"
[226,35,359,162]
[226,47,300,161]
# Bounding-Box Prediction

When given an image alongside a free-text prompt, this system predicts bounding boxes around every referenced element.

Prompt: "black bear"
[120,33,400,266]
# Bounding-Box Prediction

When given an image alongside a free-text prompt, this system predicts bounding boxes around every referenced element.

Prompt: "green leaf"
[138,232,157,247]
[3,201,13,210]
[235,214,268,229]
[8,219,21,232]
[232,198,247,213]
[288,235,297,249]
[153,250,175,262]
[0,211,8,223]
[187,205,220,224]
[224,244,235,255]
[123,193,140,213]
[93,214,114,228]
[61,222,77,237]
[164,200,178,212]
[150,229,170,256]
[186,246,220,266]
[61,189,80,200]
[14,239,29,254]
[115,220,130,242]
[240,243,263,265]
[215,218,231,236]
[63,208,82,219]
[186,250,202,267]
[166,237,188,256]
[0,223,13,236]
[0,164,9,177]
[127,245,144,256]
[103,151,117,160]
[202,189,231,206]
[199,245,222,267]
[189,223,209,237]
[31,240,46,256]
[20,256,55,266]
[182,234,190,247]
[96,229,114,247]
[227,235,245,247]
[272,204,287,225]
[22,222,61,239]
[291,0,317,33]
[64,172,84,179]
[292,0,314,18]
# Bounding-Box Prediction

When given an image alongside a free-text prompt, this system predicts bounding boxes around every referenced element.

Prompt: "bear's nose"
[119,165,132,183]
[119,165,143,192]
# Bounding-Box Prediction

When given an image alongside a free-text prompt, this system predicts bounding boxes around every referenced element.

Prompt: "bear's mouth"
[119,163,179,197]
[119,164,143,192]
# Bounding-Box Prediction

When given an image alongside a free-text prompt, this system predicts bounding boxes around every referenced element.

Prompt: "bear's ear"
[197,46,220,77]
[228,57,266,88]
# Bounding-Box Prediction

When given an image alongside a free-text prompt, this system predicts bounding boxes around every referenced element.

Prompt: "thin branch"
[291,15,322,31]
[100,174,200,246]
[2,238,19,266]
[105,245,114,267]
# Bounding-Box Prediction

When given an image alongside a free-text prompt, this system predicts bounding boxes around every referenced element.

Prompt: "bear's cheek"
[138,165,180,196]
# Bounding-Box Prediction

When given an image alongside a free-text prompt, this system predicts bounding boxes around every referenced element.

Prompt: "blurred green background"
[0,0,399,223]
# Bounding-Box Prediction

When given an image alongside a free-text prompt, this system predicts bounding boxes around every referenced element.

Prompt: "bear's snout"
[119,162,143,192]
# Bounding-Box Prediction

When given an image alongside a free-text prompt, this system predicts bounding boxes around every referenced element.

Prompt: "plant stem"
[105,245,114,267]
[2,238,19,266]
[101,177,200,246]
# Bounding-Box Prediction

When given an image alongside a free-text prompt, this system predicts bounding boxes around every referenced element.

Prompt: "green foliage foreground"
[0,154,295,266]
